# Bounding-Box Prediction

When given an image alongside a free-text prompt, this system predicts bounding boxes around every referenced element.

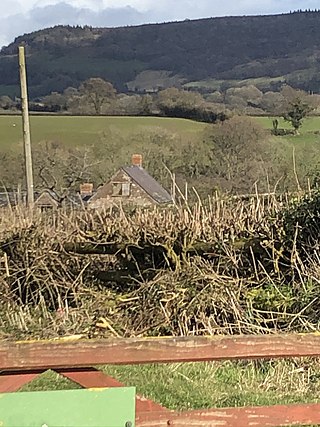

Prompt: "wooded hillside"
[1,10,320,98]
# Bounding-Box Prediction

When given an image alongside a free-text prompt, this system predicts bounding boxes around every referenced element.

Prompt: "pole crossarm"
[1,333,320,372]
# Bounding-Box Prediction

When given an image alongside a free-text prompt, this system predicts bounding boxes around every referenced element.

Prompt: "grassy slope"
[256,116,320,146]
[184,76,286,91]
[256,116,320,132]
[0,115,205,148]
[1,114,319,149]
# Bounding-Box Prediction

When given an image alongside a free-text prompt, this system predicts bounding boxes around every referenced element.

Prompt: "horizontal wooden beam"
[136,403,320,426]
[1,334,320,372]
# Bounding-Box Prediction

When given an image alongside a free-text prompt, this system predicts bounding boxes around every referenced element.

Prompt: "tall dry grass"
[1,193,320,340]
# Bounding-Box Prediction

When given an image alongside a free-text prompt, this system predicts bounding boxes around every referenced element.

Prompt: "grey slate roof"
[122,166,173,204]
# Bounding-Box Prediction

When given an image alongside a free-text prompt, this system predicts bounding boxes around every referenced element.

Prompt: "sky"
[1,0,319,48]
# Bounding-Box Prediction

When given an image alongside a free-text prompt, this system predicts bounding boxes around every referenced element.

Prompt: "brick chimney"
[80,183,93,196]
[132,154,143,168]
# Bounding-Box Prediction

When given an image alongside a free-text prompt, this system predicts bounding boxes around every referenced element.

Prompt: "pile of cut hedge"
[1,192,320,339]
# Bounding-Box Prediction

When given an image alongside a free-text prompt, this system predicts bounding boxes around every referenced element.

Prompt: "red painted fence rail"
[1,333,320,426]
[1,334,320,371]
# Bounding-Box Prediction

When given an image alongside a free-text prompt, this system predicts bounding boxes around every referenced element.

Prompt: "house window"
[122,182,130,196]
[112,182,130,196]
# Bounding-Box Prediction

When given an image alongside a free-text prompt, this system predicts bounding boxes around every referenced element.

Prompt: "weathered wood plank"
[1,334,320,372]
[136,404,320,427]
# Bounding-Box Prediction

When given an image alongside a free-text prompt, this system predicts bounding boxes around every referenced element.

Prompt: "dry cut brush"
[1,191,320,340]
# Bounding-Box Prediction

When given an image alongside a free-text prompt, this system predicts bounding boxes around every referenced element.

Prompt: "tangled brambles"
[1,193,320,340]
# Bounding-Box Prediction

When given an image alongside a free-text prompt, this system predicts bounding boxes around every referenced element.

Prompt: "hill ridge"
[0,11,320,98]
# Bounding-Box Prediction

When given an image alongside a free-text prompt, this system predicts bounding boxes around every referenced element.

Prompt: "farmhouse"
[88,154,173,209]
[34,190,59,210]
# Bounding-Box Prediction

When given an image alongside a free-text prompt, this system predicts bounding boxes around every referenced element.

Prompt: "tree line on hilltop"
[1,11,320,97]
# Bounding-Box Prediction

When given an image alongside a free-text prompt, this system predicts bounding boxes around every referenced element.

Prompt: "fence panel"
[2,334,320,426]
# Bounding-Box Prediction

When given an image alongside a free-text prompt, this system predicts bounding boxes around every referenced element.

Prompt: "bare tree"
[79,78,116,114]
[206,116,268,192]
[33,142,99,202]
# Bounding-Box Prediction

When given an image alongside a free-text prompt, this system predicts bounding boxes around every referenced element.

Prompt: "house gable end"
[89,165,172,209]
[34,191,59,208]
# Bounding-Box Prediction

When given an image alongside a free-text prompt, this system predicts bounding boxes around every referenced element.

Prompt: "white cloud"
[1,0,320,48]
[16,0,320,14]
[1,0,23,17]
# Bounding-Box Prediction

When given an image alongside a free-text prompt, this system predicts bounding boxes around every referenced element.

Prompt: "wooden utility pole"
[18,46,34,206]
[172,172,176,203]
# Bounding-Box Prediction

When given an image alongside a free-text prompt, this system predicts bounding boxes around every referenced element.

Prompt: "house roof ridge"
[122,165,172,204]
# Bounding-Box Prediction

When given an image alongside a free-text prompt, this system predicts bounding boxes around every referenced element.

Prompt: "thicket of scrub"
[1,191,320,340]
[3,115,320,199]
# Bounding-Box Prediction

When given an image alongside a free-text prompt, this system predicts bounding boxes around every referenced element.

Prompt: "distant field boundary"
[0,111,267,117]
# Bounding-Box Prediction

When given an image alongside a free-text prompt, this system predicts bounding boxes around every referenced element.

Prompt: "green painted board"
[0,387,135,427]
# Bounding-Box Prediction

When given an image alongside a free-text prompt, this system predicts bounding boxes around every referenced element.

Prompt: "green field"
[256,116,320,146]
[1,115,320,151]
[0,115,206,148]
[1,114,320,147]
[184,75,286,91]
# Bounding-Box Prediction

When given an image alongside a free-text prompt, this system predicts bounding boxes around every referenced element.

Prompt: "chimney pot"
[132,154,143,167]
[80,183,93,196]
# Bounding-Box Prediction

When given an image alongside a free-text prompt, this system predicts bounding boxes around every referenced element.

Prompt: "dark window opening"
[112,182,130,196]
